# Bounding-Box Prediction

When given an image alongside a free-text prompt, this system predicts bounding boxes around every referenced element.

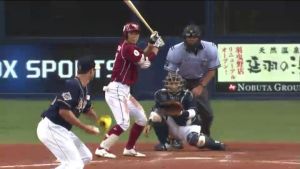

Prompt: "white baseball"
[92,126,100,134]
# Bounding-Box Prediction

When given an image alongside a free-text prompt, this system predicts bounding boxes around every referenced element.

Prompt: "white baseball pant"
[37,117,92,169]
[104,81,147,131]
[165,117,201,143]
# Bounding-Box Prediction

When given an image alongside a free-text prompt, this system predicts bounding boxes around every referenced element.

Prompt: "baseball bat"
[123,0,154,34]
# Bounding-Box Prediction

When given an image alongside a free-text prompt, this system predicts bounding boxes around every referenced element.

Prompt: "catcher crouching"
[145,72,225,151]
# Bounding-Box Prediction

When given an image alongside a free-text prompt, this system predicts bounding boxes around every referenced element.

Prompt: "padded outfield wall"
[0,1,300,99]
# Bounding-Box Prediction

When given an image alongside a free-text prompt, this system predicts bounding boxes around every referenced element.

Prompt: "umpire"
[164,24,220,136]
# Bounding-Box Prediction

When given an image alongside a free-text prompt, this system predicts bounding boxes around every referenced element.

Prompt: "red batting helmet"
[122,22,140,38]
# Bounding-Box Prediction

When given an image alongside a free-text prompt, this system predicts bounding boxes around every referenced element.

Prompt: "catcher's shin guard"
[152,121,169,145]
[187,133,225,151]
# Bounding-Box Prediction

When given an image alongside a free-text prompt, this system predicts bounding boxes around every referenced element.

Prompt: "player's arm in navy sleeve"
[57,81,98,134]
[178,91,197,120]
[56,80,79,110]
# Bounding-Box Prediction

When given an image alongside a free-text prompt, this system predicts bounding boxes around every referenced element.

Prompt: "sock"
[125,123,144,149]
[100,125,124,150]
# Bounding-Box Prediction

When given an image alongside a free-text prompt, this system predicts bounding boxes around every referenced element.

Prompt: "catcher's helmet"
[163,72,185,94]
[122,22,140,38]
[182,24,201,38]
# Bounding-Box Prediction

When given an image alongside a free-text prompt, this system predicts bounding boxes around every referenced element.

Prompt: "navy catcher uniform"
[164,24,221,136]
[147,73,225,151]
[37,57,99,169]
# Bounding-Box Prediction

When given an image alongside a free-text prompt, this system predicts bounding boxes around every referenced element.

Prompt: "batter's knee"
[135,115,148,126]
[118,122,130,131]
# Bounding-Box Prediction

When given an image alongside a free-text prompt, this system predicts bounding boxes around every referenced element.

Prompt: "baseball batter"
[146,72,225,151]
[95,22,164,158]
[164,24,221,136]
[37,57,99,169]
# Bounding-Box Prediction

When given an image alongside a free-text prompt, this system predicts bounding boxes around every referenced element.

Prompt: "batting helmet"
[122,22,140,38]
[182,24,201,38]
[163,72,185,94]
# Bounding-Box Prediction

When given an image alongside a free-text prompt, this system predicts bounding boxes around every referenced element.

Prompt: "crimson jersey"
[111,40,156,85]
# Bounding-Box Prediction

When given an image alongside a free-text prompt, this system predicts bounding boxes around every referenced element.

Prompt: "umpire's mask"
[182,24,202,54]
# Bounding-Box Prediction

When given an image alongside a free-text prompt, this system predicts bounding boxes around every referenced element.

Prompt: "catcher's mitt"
[158,101,183,116]
[96,115,112,131]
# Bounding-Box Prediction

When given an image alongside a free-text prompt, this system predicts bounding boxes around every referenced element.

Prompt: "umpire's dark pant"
[185,79,213,137]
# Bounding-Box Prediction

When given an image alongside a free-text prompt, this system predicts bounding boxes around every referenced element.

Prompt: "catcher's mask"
[163,72,185,94]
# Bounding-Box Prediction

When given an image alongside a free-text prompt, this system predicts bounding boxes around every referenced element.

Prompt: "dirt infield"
[0,142,299,169]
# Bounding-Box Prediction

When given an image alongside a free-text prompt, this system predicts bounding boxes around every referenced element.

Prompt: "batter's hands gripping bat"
[123,0,165,48]
[123,0,154,34]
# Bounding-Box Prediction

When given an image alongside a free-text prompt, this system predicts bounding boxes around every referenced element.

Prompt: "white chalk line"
[175,157,214,160]
[0,160,107,168]
[0,157,299,168]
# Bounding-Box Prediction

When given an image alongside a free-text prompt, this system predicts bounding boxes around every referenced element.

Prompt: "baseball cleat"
[123,148,146,157]
[154,140,184,151]
[95,148,116,159]
[170,139,184,149]
[154,143,171,151]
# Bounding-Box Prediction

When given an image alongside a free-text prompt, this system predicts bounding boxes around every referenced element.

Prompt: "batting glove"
[149,31,159,44]
[153,37,165,48]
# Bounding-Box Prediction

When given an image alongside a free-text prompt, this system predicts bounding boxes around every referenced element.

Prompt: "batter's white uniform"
[104,81,147,131]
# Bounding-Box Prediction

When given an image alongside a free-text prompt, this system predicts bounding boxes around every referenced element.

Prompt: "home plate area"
[0,142,299,169]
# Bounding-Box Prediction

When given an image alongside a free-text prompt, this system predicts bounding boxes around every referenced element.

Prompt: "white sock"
[100,134,119,150]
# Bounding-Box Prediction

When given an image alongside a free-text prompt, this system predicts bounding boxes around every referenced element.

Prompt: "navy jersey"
[42,77,92,130]
[154,89,200,126]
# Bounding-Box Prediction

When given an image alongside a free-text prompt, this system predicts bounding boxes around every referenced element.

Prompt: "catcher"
[145,72,225,151]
